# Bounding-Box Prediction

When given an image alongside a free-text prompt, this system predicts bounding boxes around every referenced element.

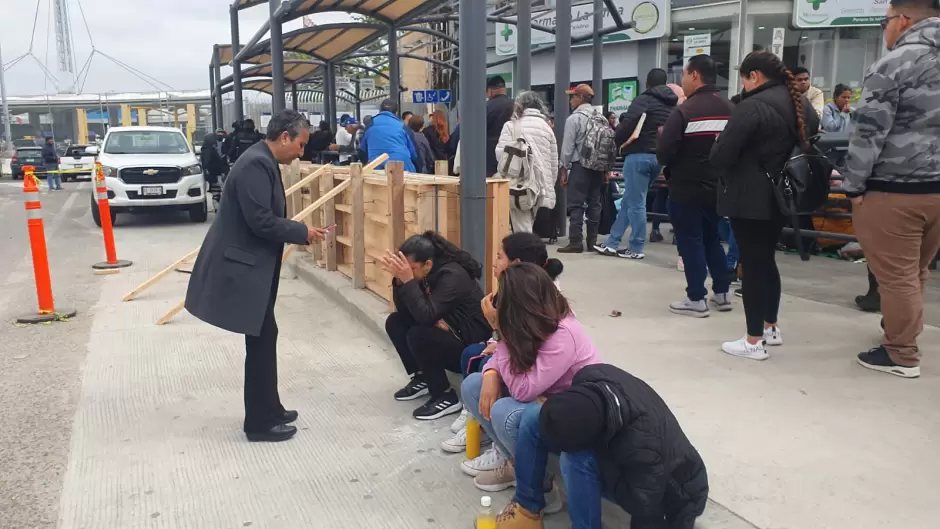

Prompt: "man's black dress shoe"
[246,424,297,443]
[276,410,299,425]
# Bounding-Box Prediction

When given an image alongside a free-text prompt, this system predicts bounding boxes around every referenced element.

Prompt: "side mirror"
[84,146,99,155]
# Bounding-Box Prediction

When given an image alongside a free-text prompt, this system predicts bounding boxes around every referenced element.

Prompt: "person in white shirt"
[329,117,361,165]
[792,67,825,118]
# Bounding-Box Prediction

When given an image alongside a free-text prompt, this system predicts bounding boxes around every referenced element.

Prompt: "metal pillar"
[230,7,244,122]
[291,83,298,111]
[209,66,218,130]
[388,26,400,107]
[0,43,12,149]
[325,62,338,132]
[269,0,285,112]
[592,0,603,100]
[553,0,572,236]
[517,0,531,91]
[354,79,362,121]
[458,0,487,284]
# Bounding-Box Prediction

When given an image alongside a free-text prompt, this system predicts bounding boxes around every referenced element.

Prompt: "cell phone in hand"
[324,224,337,232]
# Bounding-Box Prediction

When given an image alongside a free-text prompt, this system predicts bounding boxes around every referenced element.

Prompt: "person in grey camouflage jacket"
[846,0,940,379]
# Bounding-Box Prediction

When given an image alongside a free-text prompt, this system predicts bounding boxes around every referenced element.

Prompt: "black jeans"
[731,218,784,337]
[244,304,285,433]
[566,162,605,244]
[385,311,464,397]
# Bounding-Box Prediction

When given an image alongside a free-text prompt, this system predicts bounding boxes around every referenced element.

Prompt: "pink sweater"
[485,315,601,402]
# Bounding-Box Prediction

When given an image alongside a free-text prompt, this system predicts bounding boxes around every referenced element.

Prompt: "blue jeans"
[461,372,541,458]
[669,199,730,301]
[46,165,61,190]
[460,343,490,378]
[514,406,602,528]
[718,218,739,271]
[604,153,661,253]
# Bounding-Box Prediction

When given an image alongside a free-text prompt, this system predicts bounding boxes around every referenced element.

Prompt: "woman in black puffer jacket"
[709,51,819,361]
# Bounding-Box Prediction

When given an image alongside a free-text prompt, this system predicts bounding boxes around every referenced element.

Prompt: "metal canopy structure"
[246,23,385,64]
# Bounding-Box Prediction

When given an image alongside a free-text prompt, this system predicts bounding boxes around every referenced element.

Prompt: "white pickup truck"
[86,126,207,227]
[58,144,97,181]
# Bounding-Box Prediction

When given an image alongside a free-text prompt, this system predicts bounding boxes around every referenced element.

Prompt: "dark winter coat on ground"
[540,364,709,529]
[185,142,309,336]
[412,130,436,174]
[424,126,450,162]
[657,85,734,207]
[391,261,491,346]
[486,94,515,175]
[615,85,679,156]
[709,82,820,220]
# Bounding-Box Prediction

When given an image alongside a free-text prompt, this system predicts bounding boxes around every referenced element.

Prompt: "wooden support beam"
[386,161,406,312]
[363,153,389,172]
[309,175,323,262]
[350,163,366,289]
[284,163,330,197]
[292,175,350,223]
[321,166,338,272]
[123,247,201,301]
[156,300,186,326]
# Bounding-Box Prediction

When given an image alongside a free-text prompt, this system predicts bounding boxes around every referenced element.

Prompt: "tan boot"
[495,502,543,529]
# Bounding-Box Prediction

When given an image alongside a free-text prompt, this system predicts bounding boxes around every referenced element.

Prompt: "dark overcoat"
[185,142,308,336]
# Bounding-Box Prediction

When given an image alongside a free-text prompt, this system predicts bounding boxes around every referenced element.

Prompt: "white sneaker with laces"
[440,425,490,453]
[677,256,685,271]
[763,325,783,346]
[450,408,468,433]
[711,292,733,312]
[721,337,769,361]
[460,446,506,477]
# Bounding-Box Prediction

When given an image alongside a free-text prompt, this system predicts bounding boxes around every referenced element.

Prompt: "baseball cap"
[342,116,358,126]
[566,84,594,98]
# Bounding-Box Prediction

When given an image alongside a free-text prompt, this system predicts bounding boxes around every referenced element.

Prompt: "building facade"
[486,0,886,113]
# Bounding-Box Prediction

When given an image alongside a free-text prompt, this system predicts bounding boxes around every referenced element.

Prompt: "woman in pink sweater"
[460,263,601,493]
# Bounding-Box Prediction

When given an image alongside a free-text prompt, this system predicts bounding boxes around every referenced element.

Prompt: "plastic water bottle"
[476,496,496,529]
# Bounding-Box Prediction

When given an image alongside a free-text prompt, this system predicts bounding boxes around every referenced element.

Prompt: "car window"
[15,148,42,157]
[103,131,191,155]
[65,146,90,156]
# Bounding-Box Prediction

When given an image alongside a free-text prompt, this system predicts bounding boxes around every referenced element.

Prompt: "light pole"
[0,43,12,150]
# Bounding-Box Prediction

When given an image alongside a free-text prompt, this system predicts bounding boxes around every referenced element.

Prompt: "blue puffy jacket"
[360,111,417,172]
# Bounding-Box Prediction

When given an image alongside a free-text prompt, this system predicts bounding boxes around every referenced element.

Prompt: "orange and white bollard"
[92,161,132,270]
[16,166,77,324]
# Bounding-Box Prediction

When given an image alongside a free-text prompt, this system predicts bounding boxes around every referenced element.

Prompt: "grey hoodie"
[843,17,940,196]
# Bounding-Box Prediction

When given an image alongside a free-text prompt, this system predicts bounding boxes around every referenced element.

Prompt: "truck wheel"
[189,201,208,223]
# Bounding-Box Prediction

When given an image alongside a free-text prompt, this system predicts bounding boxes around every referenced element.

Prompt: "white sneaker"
[763,325,783,346]
[669,297,709,318]
[460,446,506,477]
[677,256,685,272]
[721,337,769,361]
[440,425,490,454]
[450,408,468,433]
[710,292,733,312]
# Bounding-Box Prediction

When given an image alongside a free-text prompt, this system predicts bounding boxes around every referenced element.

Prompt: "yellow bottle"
[466,417,482,460]
[476,496,496,529]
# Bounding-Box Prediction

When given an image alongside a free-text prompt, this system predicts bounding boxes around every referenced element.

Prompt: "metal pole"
[553,0,572,236]
[291,83,298,111]
[230,8,244,122]
[458,0,487,285]
[388,25,400,108]
[354,79,362,121]
[209,66,218,131]
[592,0,603,101]
[326,62,337,133]
[517,0,532,91]
[0,43,12,149]
[270,0,286,113]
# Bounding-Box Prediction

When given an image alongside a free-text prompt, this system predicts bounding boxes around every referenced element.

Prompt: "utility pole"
[0,43,12,149]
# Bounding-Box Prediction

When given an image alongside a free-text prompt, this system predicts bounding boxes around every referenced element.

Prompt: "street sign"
[359,78,376,91]
[438,90,452,103]
[412,91,426,104]
[425,90,439,103]
[771,28,785,58]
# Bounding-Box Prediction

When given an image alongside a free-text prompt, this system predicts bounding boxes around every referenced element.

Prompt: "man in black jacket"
[227,118,264,162]
[657,55,734,318]
[494,364,708,529]
[486,76,515,176]
[41,137,62,190]
[186,110,329,443]
[596,69,678,259]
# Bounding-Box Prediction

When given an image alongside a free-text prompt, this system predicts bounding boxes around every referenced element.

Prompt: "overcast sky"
[2,0,352,96]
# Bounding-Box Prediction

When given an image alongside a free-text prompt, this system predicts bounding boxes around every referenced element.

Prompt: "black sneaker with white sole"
[857,346,920,379]
[413,389,462,420]
[593,242,617,256]
[394,375,429,401]
[616,249,645,259]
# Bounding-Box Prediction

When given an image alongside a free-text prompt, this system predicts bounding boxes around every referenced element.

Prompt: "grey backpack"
[577,108,617,172]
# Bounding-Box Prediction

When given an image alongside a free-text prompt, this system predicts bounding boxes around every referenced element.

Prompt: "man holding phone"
[186,109,330,442]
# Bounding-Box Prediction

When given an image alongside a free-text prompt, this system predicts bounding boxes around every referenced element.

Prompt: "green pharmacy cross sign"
[807,0,826,9]
[500,25,514,42]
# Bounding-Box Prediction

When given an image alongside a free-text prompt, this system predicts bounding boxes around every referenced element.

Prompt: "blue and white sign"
[438,90,452,103]
[412,91,426,104]
[425,90,439,103]
[412,90,453,105]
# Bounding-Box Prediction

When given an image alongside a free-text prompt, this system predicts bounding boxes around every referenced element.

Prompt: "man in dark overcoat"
[186,109,328,442]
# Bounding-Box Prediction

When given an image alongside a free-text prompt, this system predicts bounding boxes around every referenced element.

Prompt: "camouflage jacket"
[842,17,940,197]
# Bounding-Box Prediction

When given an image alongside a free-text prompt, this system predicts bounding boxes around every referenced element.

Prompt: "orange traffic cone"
[17,166,77,324]
[92,161,132,270]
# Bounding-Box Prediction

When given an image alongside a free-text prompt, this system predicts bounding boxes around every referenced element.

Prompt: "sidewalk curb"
[287,254,762,529]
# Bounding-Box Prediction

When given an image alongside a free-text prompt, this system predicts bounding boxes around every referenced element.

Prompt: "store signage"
[608,80,639,115]
[683,34,711,62]
[793,0,886,28]
[771,28,786,58]
[359,78,376,91]
[494,0,668,56]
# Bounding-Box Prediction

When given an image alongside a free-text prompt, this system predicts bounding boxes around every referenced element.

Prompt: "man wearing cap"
[329,116,361,165]
[360,99,418,171]
[558,83,605,253]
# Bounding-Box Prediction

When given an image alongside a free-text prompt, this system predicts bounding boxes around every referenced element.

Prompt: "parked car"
[59,144,97,181]
[10,147,49,180]
[86,126,207,227]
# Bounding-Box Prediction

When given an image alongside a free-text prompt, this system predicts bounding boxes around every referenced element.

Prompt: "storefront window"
[666,19,734,96]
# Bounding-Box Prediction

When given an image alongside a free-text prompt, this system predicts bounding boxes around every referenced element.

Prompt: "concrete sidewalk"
[289,238,940,529]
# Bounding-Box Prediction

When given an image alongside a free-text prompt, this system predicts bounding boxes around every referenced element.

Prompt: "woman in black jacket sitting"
[382,231,492,420]
[709,50,819,361]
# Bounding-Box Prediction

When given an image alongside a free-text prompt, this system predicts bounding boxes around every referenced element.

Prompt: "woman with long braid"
[709,51,820,360]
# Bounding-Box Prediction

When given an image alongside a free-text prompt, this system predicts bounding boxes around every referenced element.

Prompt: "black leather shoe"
[246,424,297,443]
[276,410,299,425]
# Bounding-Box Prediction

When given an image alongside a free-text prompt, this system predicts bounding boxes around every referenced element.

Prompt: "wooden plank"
[486,180,511,294]
[336,204,389,226]
[293,174,350,223]
[290,160,303,218]
[415,185,436,233]
[156,300,185,326]
[284,163,329,196]
[309,175,323,262]
[321,166,338,272]
[350,163,366,289]
[123,246,200,301]
[386,161,406,312]
[434,159,449,177]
